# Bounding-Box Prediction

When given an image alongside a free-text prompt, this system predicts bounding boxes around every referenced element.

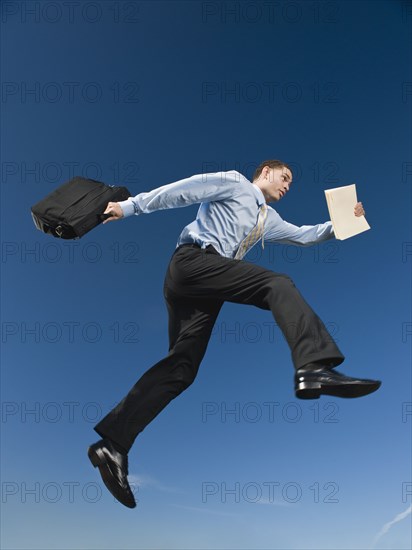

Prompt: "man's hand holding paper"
[354,202,365,217]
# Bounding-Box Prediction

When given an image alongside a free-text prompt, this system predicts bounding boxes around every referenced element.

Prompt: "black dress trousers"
[94,243,344,452]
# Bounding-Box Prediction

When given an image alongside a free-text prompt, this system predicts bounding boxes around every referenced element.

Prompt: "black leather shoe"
[295,363,381,399]
[88,438,136,508]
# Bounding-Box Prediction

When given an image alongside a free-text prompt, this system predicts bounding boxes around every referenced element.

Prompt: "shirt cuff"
[118,197,138,218]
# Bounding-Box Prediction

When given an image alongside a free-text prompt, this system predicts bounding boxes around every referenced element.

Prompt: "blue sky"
[1,0,411,548]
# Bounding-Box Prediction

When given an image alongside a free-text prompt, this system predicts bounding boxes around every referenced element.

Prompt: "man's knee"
[270,272,296,289]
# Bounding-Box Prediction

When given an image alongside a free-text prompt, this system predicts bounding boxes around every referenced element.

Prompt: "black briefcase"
[31,176,131,239]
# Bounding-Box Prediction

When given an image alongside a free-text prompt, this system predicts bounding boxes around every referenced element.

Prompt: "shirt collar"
[252,183,267,207]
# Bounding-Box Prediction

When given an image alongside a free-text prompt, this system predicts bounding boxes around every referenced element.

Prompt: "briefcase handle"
[99,212,113,221]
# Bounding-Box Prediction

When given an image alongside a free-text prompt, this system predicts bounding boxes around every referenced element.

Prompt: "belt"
[177,243,220,255]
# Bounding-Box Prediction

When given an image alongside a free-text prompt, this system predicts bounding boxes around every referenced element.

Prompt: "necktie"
[234,203,268,260]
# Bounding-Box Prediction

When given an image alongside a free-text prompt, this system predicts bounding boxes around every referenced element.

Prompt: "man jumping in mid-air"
[87,159,381,508]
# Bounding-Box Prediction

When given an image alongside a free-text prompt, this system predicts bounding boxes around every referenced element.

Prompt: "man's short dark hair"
[252,160,292,182]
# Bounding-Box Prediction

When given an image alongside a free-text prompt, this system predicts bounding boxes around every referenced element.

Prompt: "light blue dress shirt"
[117,170,335,259]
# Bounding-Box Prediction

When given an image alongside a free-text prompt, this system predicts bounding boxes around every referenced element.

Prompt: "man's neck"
[252,182,268,204]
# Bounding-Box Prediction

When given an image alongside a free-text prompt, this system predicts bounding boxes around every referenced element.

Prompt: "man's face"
[264,166,293,202]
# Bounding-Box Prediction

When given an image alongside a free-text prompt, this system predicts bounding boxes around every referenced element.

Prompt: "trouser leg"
[165,245,344,370]
[94,281,222,453]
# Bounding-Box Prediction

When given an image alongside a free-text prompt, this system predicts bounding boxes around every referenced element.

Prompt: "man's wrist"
[118,198,138,218]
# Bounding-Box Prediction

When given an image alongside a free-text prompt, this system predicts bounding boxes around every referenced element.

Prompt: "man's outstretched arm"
[101,170,244,224]
[264,202,365,246]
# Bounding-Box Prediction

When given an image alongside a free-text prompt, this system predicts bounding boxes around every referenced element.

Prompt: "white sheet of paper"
[324,184,370,240]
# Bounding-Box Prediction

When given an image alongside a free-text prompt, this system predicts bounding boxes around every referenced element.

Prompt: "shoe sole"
[87,444,136,508]
[295,380,381,400]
